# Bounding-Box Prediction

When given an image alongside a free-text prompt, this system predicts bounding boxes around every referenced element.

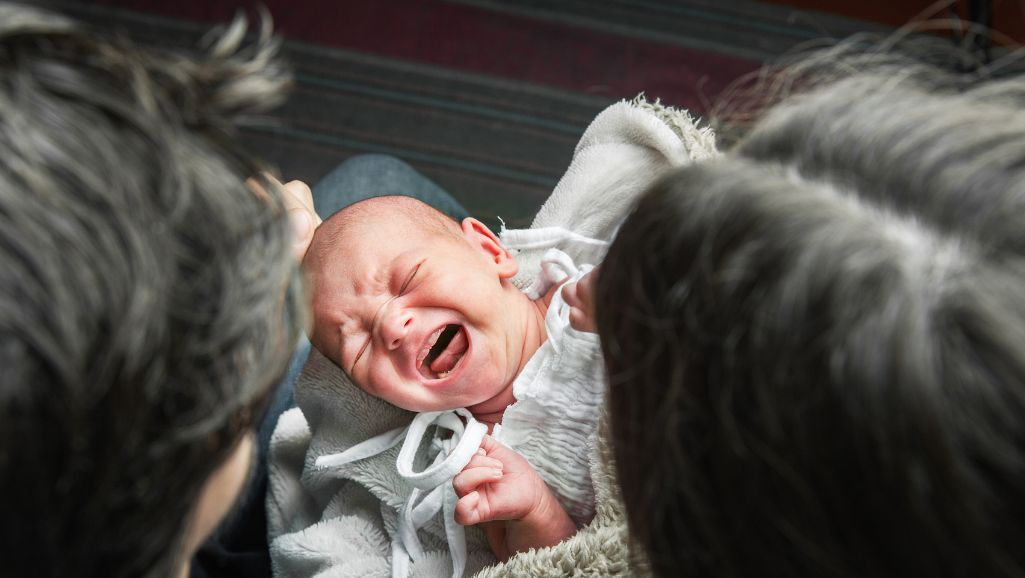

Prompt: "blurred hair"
[599,46,1025,577]
[0,3,301,577]
[711,22,1025,146]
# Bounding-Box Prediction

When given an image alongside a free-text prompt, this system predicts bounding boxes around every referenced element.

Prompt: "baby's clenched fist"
[452,435,576,561]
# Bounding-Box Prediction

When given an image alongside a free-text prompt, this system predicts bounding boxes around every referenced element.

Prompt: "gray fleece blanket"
[266,96,717,577]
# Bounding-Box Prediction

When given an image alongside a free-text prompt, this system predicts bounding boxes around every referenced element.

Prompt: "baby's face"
[308,207,529,413]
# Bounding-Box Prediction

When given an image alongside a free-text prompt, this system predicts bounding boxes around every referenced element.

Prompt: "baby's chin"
[372,385,465,414]
[360,371,515,416]
[464,382,516,417]
[380,390,510,418]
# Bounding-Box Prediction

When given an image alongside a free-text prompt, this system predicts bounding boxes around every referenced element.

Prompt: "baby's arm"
[452,435,576,561]
[563,269,597,333]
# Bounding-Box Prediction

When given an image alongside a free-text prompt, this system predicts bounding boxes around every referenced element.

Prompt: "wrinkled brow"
[330,258,396,365]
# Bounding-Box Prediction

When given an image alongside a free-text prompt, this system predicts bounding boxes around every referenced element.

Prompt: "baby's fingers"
[453,466,502,498]
[455,491,484,525]
[466,452,504,471]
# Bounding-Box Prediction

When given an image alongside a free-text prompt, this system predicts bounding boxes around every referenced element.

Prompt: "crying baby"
[303,195,605,564]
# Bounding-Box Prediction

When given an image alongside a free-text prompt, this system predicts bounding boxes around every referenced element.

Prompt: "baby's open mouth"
[417,324,468,380]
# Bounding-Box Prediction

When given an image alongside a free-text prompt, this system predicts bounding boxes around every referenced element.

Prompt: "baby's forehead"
[331,207,439,256]
[310,207,447,281]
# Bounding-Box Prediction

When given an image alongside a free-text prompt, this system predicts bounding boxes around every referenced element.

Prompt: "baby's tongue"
[429,327,468,374]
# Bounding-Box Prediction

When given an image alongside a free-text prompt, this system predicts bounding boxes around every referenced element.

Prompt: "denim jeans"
[191,155,467,578]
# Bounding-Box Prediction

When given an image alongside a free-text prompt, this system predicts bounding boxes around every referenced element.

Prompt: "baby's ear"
[460,218,518,279]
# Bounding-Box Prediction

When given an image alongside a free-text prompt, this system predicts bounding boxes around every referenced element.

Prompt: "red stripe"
[90,0,759,111]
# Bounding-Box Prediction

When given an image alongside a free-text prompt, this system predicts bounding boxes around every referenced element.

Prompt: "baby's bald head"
[301,195,530,414]
[305,196,461,272]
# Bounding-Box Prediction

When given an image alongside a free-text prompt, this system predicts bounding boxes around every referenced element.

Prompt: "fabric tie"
[316,408,488,578]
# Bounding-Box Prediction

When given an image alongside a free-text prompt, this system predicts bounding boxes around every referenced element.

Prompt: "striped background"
[41,0,894,227]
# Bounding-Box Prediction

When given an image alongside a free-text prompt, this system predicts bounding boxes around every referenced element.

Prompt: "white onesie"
[494,228,610,527]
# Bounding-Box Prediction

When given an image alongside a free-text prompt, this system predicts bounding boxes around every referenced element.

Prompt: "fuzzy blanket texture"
[266,97,718,577]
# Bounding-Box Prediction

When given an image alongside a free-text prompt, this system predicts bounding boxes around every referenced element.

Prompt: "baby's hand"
[563,269,597,333]
[453,435,576,560]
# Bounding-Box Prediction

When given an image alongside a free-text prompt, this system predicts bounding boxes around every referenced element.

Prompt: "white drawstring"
[315,408,487,578]
[539,248,594,355]
[501,227,607,300]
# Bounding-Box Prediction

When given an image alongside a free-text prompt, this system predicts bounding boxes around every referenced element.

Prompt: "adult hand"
[563,269,597,333]
[278,178,321,260]
[250,175,321,260]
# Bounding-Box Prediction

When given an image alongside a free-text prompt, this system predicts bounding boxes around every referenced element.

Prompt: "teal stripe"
[295,73,586,136]
[251,125,559,188]
[607,0,834,41]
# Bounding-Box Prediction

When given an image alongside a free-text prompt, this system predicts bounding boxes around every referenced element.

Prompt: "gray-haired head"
[600,53,1025,577]
[0,3,300,577]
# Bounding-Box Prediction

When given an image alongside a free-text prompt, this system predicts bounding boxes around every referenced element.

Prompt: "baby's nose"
[380,306,413,350]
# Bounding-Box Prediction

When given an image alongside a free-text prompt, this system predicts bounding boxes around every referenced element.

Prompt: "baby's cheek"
[308,305,341,362]
[364,363,411,407]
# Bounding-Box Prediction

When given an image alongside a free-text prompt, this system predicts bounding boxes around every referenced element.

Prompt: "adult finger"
[569,307,596,333]
[282,179,317,217]
[265,176,321,260]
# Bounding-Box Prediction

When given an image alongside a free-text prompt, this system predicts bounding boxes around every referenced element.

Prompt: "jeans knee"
[333,154,410,177]
[313,154,424,219]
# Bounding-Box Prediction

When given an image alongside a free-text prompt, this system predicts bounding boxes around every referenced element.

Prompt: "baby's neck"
[468,285,556,430]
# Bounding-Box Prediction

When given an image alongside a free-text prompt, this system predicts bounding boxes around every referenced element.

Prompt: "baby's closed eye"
[398,260,424,295]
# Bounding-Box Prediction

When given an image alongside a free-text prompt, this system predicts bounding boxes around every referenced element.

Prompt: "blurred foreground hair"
[0,4,300,577]
[711,18,1025,146]
[600,39,1025,578]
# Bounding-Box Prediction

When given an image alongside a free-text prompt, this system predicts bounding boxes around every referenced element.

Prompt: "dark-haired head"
[0,4,300,577]
[599,56,1025,576]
